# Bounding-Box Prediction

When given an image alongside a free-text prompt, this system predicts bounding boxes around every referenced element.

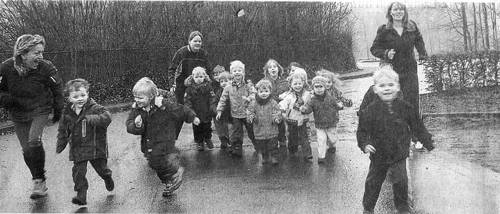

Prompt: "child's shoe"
[104,176,114,191]
[162,167,184,197]
[71,191,87,206]
[261,153,269,164]
[205,139,214,149]
[30,179,48,199]
[196,141,204,151]
[270,156,279,165]
[317,158,326,164]
[327,146,336,153]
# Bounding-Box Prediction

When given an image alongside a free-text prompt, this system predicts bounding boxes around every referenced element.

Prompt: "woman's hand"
[364,145,376,154]
[387,49,396,60]
[134,115,143,128]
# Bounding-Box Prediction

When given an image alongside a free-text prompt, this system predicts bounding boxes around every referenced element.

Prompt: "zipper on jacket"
[82,119,87,138]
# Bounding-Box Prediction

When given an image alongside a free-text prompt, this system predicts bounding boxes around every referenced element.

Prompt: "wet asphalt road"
[0,75,499,213]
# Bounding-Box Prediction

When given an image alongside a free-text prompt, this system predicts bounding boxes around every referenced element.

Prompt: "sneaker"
[71,191,87,206]
[205,139,214,149]
[30,179,48,199]
[104,176,114,191]
[327,147,337,153]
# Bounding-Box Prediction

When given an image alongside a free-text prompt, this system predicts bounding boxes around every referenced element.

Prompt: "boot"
[30,179,48,199]
[104,176,114,191]
[219,137,229,150]
[196,141,204,151]
[205,139,214,149]
[71,191,87,205]
[261,152,269,164]
[326,146,337,154]
[162,167,184,197]
[232,142,242,157]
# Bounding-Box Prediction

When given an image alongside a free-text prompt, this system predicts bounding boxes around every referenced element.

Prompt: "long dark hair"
[385,2,409,29]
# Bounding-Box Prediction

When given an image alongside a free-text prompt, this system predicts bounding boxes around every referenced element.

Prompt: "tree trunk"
[482,3,490,50]
[473,3,478,52]
[461,3,469,52]
[491,3,498,50]
[479,4,486,50]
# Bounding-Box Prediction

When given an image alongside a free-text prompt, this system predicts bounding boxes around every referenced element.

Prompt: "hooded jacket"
[56,99,112,162]
[247,96,281,140]
[184,76,217,122]
[301,92,343,129]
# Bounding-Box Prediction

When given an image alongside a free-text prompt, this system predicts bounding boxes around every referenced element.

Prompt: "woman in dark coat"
[370,2,427,117]
[168,31,212,139]
[0,34,64,199]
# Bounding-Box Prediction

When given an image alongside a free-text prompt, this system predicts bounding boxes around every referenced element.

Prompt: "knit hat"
[230,60,245,72]
[311,76,327,87]
[188,31,203,41]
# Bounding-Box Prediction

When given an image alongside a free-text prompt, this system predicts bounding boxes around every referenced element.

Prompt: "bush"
[422,51,500,92]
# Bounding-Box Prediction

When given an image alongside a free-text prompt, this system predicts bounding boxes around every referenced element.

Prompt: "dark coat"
[262,76,289,102]
[370,21,427,112]
[126,97,196,154]
[301,92,343,129]
[184,77,217,122]
[168,45,211,89]
[357,98,433,164]
[56,99,112,162]
[0,58,64,122]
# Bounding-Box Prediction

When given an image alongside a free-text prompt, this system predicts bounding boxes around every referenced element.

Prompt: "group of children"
[53,58,435,213]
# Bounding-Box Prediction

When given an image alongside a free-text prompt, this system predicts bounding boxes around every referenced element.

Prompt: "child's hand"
[216,112,222,121]
[193,117,201,125]
[274,118,281,124]
[364,145,376,154]
[299,106,307,113]
[155,96,164,107]
[134,115,143,128]
[337,102,344,109]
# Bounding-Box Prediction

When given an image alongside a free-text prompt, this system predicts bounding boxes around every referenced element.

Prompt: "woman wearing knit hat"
[0,34,64,199]
[167,30,212,139]
[300,76,344,163]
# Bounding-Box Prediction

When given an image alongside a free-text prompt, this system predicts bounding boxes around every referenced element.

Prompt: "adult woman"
[0,34,64,199]
[370,2,427,117]
[168,31,212,139]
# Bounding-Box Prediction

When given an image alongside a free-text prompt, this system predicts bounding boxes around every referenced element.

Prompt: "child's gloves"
[423,140,435,152]
[134,115,143,128]
[337,102,344,110]
[193,117,201,126]
[364,144,376,154]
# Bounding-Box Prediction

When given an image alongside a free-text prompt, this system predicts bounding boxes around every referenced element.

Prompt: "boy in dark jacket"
[56,79,114,206]
[212,66,232,150]
[184,67,217,151]
[357,67,434,214]
[126,77,200,197]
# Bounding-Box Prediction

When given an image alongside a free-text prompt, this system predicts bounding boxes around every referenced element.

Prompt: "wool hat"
[230,60,245,72]
[188,31,203,41]
[311,76,328,87]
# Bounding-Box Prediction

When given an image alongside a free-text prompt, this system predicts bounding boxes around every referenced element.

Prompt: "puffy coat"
[0,58,63,122]
[216,80,255,119]
[126,97,196,154]
[301,92,343,129]
[213,85,231,122]
[56,99,112,162]
[247,97,281,140]
[357,98,433,164]
[184,77,217,122]
[279,90,312,126]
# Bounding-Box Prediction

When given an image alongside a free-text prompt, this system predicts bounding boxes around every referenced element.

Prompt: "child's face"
[257,87,271,99]
[291,78,304,93]
[289,66,298,75]
[267,63,279,78]
[231,68,244,82]
[324,79,333,90]
[219,78,230,88]
[134,92,153,108]
[68,87,89,109]
[313,84,325,95]
[374,76,400,102]
[193,72,205,84]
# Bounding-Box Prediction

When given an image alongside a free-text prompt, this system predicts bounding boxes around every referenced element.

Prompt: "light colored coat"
[279,90,313,126]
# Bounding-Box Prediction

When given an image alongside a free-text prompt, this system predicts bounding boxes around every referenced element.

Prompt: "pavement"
[0,68,499,213]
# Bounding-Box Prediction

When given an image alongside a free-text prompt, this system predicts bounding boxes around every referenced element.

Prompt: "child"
[247,79,282,164]
[262,59,289,148]
[126,77,200,197]
[56,79,114,205]
[216,60,255,157]
[288,62,304,77]
[357,67,434,214]
[184,67,217,151]
[300,76,343,163]
[279,73,313,161]
[212,66,232,150]
[317,69,353,153]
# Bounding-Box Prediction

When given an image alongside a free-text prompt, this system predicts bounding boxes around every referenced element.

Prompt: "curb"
[422,112,500,118]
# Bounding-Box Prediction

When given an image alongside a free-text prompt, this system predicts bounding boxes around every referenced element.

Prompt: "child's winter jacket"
[214,86,231,122]
[184,77,217,122]
[247,97,281,140]
[279,90,312,126]
[301,92,343,129]
[56,99,112,162]
[216,80,255,119]
[126,97,196,153]
[357,98,434,164]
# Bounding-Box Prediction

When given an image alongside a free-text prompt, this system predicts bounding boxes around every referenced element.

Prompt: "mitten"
[423,140,435,152]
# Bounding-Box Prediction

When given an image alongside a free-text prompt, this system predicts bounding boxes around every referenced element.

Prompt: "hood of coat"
[184,74,211,87]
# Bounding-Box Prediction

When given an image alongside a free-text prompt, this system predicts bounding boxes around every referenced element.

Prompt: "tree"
[482,3,490,50]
